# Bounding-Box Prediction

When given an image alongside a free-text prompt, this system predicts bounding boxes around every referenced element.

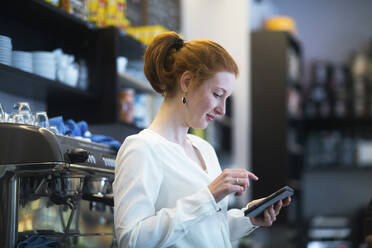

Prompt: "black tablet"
[244,186,294,217]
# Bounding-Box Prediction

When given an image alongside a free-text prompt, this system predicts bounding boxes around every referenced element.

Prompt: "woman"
[113,32,291,248]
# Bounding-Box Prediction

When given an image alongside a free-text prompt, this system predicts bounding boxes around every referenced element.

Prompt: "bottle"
[351,52,369,117]
[60,0,72,14]
[308,61,331,118]
[87,0,99,24]
[331,65,349,118]
[118,88,134,123]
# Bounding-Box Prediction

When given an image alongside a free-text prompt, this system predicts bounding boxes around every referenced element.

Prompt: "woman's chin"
[191,122,208,130]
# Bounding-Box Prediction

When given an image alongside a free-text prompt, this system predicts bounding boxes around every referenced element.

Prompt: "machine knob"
[65,148,89,163]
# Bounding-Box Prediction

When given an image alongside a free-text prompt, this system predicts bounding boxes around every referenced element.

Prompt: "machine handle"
[82,193,114,206]
[65,148,89,163]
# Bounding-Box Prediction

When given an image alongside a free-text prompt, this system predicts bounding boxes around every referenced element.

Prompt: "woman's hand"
[208,169,258,203]
[248,197,291,227]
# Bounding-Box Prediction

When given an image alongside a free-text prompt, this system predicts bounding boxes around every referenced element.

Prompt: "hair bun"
[144,32,238,98]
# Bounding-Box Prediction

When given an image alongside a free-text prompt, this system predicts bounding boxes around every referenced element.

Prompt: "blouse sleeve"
[227,206,260,241]
[193,135,260,241]
[113,137,221,248]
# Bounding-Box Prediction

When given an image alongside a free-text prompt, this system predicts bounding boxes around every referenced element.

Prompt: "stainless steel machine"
[0,123,117,247]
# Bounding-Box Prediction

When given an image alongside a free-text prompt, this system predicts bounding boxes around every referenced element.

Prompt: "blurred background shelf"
[1,0,94,38]
[0,1,148,125]
[116,29,146,60]
[304,165,372,172]
[0,63,95,102]
[118,72,154,94]
[26,0,95,29]
[290,117,372,130]
[89,121,143,143]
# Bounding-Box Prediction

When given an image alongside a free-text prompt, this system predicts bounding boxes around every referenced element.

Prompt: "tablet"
[244,186,294,217]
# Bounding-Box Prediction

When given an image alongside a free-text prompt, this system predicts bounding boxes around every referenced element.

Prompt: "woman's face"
[186,71,235,129]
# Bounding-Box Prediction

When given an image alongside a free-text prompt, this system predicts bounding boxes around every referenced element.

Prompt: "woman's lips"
[206,114,215,122]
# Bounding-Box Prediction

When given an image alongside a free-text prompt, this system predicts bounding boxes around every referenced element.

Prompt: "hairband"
[172,37,184,50]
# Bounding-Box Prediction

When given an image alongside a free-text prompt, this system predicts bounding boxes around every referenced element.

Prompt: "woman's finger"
[264,209,272,226]
[231,177,248,189]
[247,172,259,181]
[269,206,276,221]
[283,196,291,207]
[226,172,255,188]
[229,185,244,194]
[274,200,282,215]
[223,169,258,180]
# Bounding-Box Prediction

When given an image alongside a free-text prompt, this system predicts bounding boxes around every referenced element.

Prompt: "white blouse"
[113,129,258,248]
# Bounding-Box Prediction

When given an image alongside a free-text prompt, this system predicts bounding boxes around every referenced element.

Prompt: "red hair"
[144,32,239,97]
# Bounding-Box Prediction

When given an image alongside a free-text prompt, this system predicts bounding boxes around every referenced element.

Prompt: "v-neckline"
[143,129,209,174]
[187,136,209,173]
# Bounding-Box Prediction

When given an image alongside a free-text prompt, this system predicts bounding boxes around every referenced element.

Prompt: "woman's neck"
[147,97,189,147]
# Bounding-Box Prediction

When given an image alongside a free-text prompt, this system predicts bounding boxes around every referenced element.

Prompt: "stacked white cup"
[33,51,56,80]
[12,51,33,73]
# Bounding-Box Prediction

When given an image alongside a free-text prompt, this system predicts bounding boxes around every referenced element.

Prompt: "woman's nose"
[215,101,226,116]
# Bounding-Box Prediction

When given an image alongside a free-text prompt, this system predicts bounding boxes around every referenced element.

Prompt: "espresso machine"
[0,123,118,247]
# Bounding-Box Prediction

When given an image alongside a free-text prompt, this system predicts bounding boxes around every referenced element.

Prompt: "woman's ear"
[179,71,193,93]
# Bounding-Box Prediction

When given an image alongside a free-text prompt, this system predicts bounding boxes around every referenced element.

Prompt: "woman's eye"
[213,93,222,98]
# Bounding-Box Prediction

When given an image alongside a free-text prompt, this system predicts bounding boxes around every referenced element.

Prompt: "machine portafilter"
[82,177,114,208]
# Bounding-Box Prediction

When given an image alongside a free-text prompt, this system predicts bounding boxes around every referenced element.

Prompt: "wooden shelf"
[0,63,95,102]
[118,73,155,94]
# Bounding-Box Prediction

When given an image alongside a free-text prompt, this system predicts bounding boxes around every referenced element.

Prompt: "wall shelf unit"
[0,63,95,102]
[304,165,372,172]
[1,0,146,128]
[118,73,154,94]
[290,117,372,130]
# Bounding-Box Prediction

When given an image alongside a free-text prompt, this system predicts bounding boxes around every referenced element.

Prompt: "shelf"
[96,26,145,61]
[290,117,372,129]
[0,63,95,102]
[118,73,155,94]
[1,1,145,56]
[117,121,144,131]
[89,121,143,143]
[117,29,146,60]
[28,0,95,29]
[304,165,372,172]
[2,0,94,37]
[0,0,147,125]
